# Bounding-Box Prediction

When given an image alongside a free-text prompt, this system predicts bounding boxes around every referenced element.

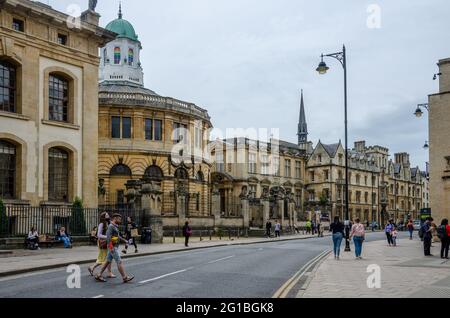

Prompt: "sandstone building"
[0,0,114,208]
[428,57,450,222]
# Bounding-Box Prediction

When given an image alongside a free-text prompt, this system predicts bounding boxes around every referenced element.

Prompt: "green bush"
[69,197,86,236]
[0,199,7,235]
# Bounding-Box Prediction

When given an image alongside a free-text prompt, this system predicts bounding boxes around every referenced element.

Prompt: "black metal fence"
[0,206,145,238]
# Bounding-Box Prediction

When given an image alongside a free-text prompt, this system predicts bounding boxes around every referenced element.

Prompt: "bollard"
[228,229,231,240]
[209,229,212,241]
[200,230,203,241]
[173,230,176,244]
[237,229,240,239]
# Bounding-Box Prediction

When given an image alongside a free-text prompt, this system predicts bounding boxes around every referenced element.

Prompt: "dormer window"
[12,18,24,32]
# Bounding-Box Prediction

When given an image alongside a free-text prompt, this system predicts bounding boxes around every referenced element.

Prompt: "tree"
[319,194,329,207]
[69,197,86,236]
[0,199,7,236]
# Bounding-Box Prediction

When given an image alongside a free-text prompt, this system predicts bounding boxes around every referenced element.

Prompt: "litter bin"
[141,228,152,244]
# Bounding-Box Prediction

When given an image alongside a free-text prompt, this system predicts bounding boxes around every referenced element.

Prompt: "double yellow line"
[272,250,331,298]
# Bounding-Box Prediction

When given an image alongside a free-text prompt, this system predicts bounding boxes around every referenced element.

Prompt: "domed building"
[97,6,213,225]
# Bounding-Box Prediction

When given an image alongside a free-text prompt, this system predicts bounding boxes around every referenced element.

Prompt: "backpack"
[438,225,448,240]
[418,226,425,239]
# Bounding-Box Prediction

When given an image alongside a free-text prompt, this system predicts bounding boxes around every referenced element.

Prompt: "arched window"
[0,140,16,199]
[110,164,132,176]
[196,171,204,182]
[175,167,189,180]
[49,74,69,122]
[48,148,69,202]
[128,48,134,66]
[0,61,17,113]
[144,165,163,180]
[114,47,121,65]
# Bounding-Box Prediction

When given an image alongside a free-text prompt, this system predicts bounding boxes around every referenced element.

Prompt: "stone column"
[211,185,221,228]
[278,199,285,225]
[262,199,270,226]
[241,197,249,229]
[140,180,163,244]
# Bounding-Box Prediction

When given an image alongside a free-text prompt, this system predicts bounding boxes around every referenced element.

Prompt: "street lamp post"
[316,45,351,252]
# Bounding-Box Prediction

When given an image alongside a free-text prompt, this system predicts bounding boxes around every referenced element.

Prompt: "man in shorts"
[95,213,134,283]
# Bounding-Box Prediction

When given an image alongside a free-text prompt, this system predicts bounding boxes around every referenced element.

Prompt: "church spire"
[297,89,308,146]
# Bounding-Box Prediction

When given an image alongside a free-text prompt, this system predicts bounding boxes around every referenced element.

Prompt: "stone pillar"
[241,197,249,229]
[278,199,285,226]
[140,180,163,244]
[212,185,221,228]
[262,199,270,226]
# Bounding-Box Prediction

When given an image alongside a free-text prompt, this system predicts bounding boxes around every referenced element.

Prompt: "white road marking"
[92,295,104,298]
[207,255,235,264]
[138,267,193,284]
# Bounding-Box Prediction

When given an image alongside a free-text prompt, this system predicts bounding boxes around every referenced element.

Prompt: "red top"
[446,225,450,236]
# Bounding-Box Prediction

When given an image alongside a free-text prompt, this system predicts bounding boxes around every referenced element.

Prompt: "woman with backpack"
[438,219,450,259]
[122,216,138,254]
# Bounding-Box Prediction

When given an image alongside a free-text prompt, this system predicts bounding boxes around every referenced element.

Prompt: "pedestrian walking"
[385,220,394,247]
[392,227,398,247]
[438,219,450,259]
[407,220,414,240]
[265,221,272,238]
[311,220,316,235]
[88,212,115,278]
[95,214,134,283]
[274,220,281,238]
[306,220,312,234]
[421,217,433,256]
[183,221,192,247]
[330,216,345,260]
[123,216,138,254]
[317,222,321,238]
[350,218,365,259]
[431,222,440,244]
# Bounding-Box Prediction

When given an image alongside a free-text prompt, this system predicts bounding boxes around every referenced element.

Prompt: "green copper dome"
[105,5,138,41]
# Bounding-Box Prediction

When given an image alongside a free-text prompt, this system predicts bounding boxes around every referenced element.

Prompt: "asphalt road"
[0,232,386,298]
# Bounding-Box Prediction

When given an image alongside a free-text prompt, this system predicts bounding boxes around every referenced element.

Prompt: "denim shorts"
[106,247,122,264]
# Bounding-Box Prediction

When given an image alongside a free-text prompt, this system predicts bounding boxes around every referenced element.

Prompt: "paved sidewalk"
[300,234,450,298]
[0,233,326,277]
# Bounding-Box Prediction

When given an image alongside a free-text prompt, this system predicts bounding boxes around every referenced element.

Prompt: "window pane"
[0,61,16,113]
[122,117,132,139]
[0,140,16,199]
[111,116,121,138]
[48,148,69,202]
[145,118,153,140]
[154,119,162,141]
[49,74,68,122]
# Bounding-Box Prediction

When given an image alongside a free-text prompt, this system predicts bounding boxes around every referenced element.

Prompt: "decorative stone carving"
[89,0,98,11]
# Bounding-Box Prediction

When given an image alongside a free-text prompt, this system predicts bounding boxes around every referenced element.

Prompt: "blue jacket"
[422,223,432,239]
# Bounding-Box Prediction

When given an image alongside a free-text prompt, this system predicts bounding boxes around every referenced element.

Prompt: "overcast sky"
[49,0,450,170]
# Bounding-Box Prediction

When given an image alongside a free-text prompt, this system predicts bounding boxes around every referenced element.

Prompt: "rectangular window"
[111,116,121,139]
[173,122,188,144]
[295,161,301,179]
[48,75,68,122]
[57,34,67,46]
[12,18,24,32]
[216,151,224,172]
[248,153,257,174]
[194,127,202,149]
[285,159,291,178]
[122,117,132,139]
[145,118,153,140]
[154,119,162,141]
[324,169,329,181]
[272,156,280,176]
[261,155,269,175]
[310,171,315,182]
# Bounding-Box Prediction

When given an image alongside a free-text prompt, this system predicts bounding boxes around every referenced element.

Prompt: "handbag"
[98,239,107,249]
[131,228,139,238]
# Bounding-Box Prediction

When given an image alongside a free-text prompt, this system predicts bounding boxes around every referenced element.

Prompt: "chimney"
[394,153,410,166]
[438,58,450,93]
[354,141,366,153]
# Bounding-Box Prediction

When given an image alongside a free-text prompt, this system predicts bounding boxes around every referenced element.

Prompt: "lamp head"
[316,55,329,75]
[414,107,423,118]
